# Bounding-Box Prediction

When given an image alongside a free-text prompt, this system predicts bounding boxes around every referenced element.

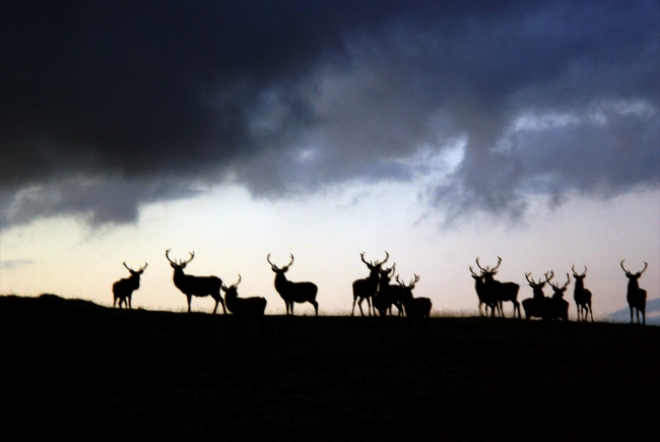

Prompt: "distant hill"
[1,294,658,439]
[608,298,660,324]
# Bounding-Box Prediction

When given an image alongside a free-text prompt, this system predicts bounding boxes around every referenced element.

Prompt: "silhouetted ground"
[1,294,658,440]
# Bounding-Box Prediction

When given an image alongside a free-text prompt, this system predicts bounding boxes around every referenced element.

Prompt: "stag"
[572,265,593,322]
[221,274,267,317]
[396,274,431,335]
[620,260,648,325]
[373,263,403,317]
[546,272,570,321]
[521,272,549,320]
[475,257,521,319]
[165,249,226,314]
[112,262,147,309]
[470,266,499,317]
[396,274,431,318]
[267,254,319,316]
[352,251,389,316]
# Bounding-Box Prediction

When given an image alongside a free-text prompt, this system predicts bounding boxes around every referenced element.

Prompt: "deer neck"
[173,268,188,286]
[274,272,289,293]
[574,279,584,292]
[533,287,544,299]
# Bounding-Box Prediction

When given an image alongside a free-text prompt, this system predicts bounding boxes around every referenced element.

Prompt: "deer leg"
[311,300,319,316]
[128,296,132,310]
[187,295,192,313]
[589,304,594,322]
[351,296,358,316]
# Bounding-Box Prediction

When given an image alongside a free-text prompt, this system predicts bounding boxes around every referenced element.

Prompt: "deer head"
[165,249,194,270]
[123,262,148,276]
[620,260,647,281]
[360,251,389,272]
[396,274,420,290]
[267,253,294,274]
[548,273,570,298]
[221,274,242,294]
[469,266,484,282]
[476,257,502,282]
[525,272,546,289]
[378,262,396,284]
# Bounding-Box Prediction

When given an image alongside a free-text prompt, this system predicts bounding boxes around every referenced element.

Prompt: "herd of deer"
[111,251,650,325]
[468,257,650,325]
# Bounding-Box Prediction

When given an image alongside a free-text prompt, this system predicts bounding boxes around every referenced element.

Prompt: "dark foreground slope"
[1,294,658,440]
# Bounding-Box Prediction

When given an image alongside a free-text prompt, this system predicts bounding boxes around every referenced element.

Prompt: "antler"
[166,249,194,265]
[267,253,295,269]
[138,262,148,272]
[360,251,389,267]
[640,262,648,275]
[232,274,242,288]
[549,273,570,290]
[475,257,488,272]
[525,272,535,284]
[469,266,480,277]
[378,251,389,266]
[571,265,587,277]
[620,260,630,275]
[544,271,554,284]
[123,262,134,272]
[492,256,503,272]
[410,274,420,287]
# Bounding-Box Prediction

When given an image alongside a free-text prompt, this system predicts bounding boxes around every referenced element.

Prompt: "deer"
[352,251,389,316]
[521,271,550,320]
[112,262,147,309]
[396,274,431,335]
[620,260,648,325]
[546,272,570,321]
[221,274,267,317]
[373,263,403,317]
[475,257,521,318]
[267,253,319,316]
[572,265,593,322]
[470,266,499,317]
[165,249,226,314]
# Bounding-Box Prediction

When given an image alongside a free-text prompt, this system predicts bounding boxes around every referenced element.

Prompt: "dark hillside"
[1,294,658,440]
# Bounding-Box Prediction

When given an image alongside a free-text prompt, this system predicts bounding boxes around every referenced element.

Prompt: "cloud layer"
[1,1,658,228]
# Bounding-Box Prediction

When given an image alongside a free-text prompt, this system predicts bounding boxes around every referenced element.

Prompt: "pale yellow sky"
[1,183,658,319]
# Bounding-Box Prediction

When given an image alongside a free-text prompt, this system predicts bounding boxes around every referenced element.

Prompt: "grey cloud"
[1,1,658,229]
[0,259,35,270]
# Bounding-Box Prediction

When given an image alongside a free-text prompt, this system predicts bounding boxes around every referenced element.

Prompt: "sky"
[1,1,658,319]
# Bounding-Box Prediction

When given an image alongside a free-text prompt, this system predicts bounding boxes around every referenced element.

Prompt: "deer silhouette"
[352,251,389,316]
[165,249,226,314]
[373,262,403,317]
[546,272,570,321]
[112,262,147,309]
[572,265,593,322]
[267,254,318,316]
[620,260,648,325]
[221,274,267,316]
[396,274,431,335]
[521,271,551,320]
[470,266,499,317]
[396,274,431,317]
[475,257,521,318]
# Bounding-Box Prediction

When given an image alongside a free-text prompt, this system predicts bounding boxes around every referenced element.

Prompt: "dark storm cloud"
[1,1,658,228]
